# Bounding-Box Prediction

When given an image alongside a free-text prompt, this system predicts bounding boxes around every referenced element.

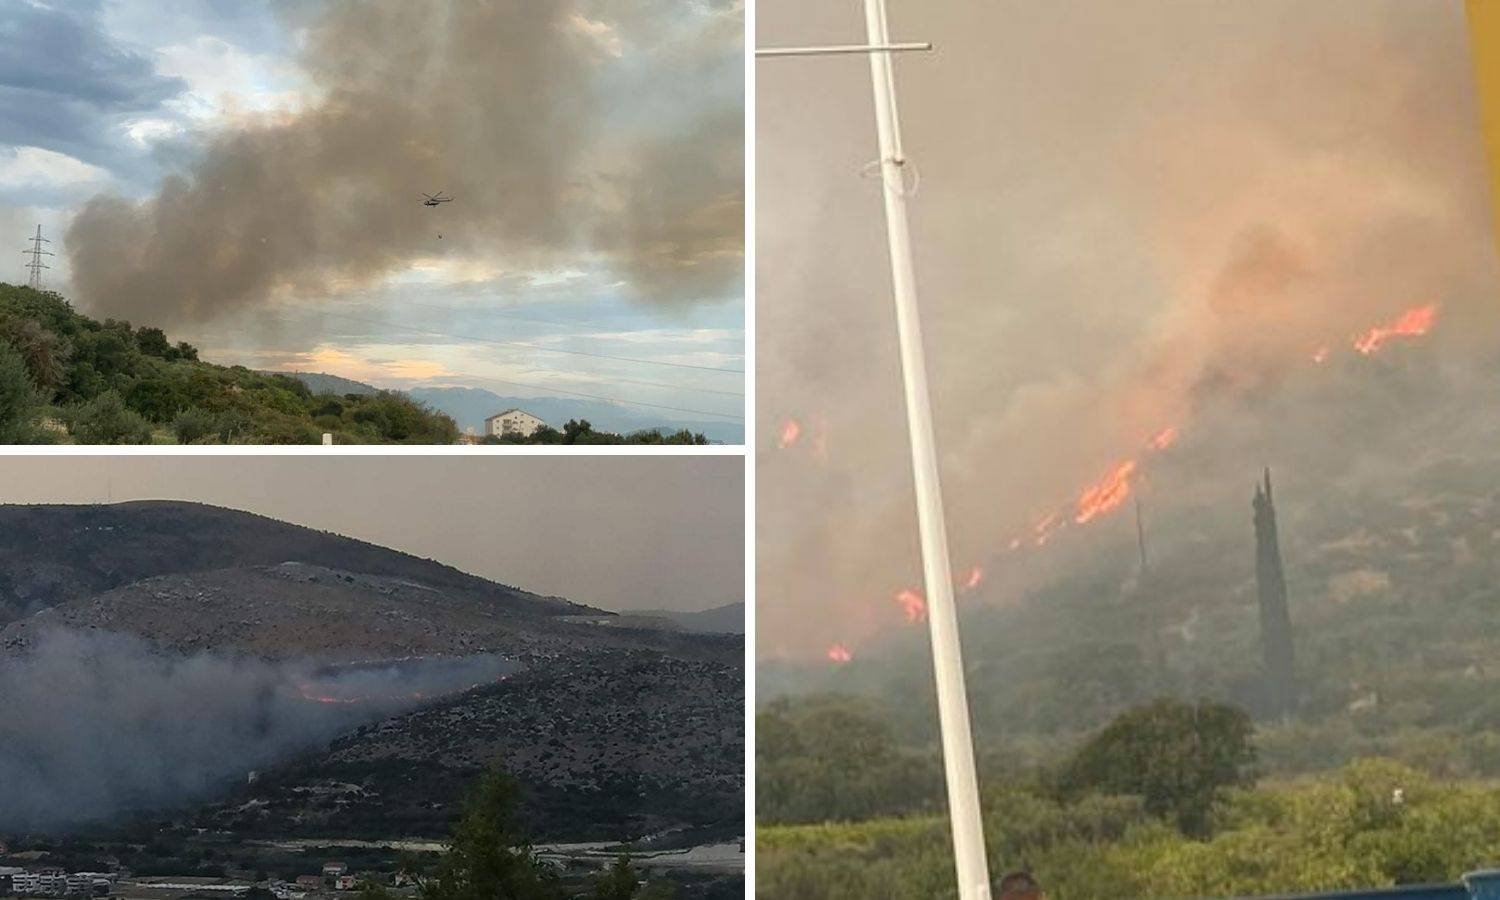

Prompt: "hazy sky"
[757,0,1500,659]
[0,455,743,614]
[0,0,743,425]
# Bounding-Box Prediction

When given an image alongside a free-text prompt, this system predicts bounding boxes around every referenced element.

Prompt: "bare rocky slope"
[0,501,743,840]
[0,501,592,625]
[201,648,744,841]
[0,561,732,663]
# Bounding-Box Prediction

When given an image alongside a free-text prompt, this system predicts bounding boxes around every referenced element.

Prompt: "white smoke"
[0,629,516,830]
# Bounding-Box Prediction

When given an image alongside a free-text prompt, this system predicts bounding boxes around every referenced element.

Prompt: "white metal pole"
[861,1,992,898]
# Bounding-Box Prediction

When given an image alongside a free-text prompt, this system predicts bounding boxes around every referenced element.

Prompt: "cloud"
[64,0,743,327]
[153,34,309,123]
[249,344,455,385]
[568,13,624,59]
[0,0,186,174]
[0,145,108,187]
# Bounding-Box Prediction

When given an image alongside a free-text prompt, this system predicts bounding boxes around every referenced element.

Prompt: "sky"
[0,0,744,426]
[757,0,1500,660]
[0,454,744,614]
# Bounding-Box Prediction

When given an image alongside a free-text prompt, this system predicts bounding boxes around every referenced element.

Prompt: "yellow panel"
[1468,0,1500,254]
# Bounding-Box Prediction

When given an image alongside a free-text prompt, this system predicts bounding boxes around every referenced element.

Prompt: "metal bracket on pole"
[755,41,931,57]
[757,5,994,899]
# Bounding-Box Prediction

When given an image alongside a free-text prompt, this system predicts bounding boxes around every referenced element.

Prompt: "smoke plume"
[756,0,1500,659]
[65,0,743,325]
[0,629,516,830]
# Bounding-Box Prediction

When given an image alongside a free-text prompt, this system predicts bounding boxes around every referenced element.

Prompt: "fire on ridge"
[821,301,1442,663]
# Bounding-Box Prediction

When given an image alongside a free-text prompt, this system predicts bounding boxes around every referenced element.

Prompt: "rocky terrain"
[0,501,587,625]
[201,649,744,841]
[0,501,743,841]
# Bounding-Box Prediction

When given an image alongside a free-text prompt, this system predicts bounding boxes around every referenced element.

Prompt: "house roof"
[484,408,541,421]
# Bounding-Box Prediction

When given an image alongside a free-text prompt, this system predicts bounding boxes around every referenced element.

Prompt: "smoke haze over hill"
[0,629,515,830]
[756,0,1500,660]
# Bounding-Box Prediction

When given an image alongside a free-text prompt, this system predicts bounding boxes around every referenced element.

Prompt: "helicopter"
[422,191,453,207]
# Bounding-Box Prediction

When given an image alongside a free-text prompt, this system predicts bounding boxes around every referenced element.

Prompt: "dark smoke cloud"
[0,629,516,830]
[65,0,742,326]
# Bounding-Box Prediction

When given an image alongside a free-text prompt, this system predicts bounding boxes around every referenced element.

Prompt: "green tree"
[126,376,189,422]
[421,768,562,900]
[66,390,154,444]
[590,856,640,900]
[1060,698,1256,836]
[172,407,218,444]
[0,339,43,442]
[562,419,595,443]
[5,318,71,396]
[757,695,942,824]
[135,326,171,358]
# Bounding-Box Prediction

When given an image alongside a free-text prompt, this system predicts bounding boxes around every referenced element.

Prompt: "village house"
[482,408,546,439]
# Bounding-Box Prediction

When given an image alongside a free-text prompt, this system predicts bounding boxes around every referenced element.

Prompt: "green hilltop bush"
[0,283,458,444]
[757,696,1500,899]
[481,418,709,445]
[758,759,1500,899]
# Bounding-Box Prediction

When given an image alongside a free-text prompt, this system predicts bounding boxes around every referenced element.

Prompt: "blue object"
[1245,871,1500,900]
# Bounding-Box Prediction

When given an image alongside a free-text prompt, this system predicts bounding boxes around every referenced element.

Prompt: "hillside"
[762,443,1500,778]
[0,501,588,626]
[201,649,744,841]
[1,563,603,661]
[758,338,1500,778]
[0,501,743,842]
[258,371,379,397]
[0,283,456,444]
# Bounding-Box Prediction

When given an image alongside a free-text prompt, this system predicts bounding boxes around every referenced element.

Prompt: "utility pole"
[759,4,993,898]
[21,225,53,289]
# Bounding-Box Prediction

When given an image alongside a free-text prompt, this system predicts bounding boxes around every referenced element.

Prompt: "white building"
[483,408,546,438]
[11,871,67,897]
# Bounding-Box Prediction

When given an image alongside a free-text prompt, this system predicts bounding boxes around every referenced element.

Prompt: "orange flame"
[294,682,432,705]
[1353,304,1438,355]
[1074,459,1138,525]
[777,418,802,449]
[1147,426,1178,451]
[827,643,852,663]
[895,588,927,623]
[1033,512,1063,546]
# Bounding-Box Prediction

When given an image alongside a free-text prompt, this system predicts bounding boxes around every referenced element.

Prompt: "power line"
[399,298,712,336]
[596,374,743,398]
[322,310,744,374]
[316,311,743,401]
[21,225,53,289]
[363,304,744,397]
